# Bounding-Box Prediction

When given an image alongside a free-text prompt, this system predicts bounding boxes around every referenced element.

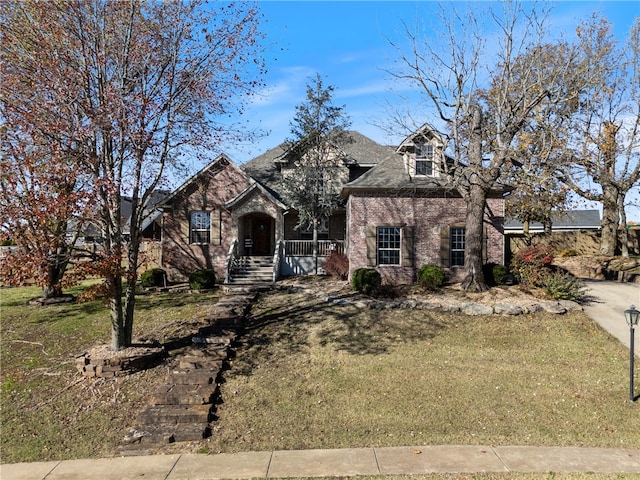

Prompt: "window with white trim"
[450,227,465,267]
[377,226,401,265]
[415,144,434,176]
[190,211,211,244]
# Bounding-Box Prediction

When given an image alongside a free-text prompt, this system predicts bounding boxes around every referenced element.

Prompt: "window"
[377,226,401,265]
[301,216,329,240]
[415,144,433,176]
[450,227,465,267]
[190,211,211,244]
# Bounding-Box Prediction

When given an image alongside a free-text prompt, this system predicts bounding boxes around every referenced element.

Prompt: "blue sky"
[219,1,640,219]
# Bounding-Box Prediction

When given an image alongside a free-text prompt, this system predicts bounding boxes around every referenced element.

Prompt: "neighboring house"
[504,209,603,260]
[503,209,601,234]
[159,126,508,285]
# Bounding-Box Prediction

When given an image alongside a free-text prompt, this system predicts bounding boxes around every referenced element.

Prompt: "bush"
[558,249,579,257]
[543,271,586,301]
[351,268,381,295]
[189,269,216,290]
[140,268,167,288]
[510,243,554,287]
[483,263,509,286]
[417,264,445,290]
[323,251,349,280]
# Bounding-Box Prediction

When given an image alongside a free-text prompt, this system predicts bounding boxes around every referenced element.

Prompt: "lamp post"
[624,305,640,402]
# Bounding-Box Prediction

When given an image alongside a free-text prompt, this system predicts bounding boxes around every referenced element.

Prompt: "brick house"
[159,126,507,284]
[343,126,506,284]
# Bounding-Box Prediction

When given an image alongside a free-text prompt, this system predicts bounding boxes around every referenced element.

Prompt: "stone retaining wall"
[75,349,165,378]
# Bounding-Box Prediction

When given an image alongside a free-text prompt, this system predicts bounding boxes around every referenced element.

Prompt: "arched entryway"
[240,213,274,256]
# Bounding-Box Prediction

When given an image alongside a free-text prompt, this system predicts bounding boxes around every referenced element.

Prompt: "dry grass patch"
[206,287,639,453]
[1,284,222,463]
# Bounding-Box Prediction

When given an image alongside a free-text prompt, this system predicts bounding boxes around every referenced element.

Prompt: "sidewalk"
[3,445,640,479]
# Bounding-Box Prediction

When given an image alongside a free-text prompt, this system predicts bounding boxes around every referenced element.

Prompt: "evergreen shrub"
[351,267,381,295]
[140,268,167,288]
[483,263,509,286]
[189,269,216,290]
[417,264,445,290]
[543,272,586,301]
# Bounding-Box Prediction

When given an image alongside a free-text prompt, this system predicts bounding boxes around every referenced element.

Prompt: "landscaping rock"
[462,303,494,315]
[520,303,543,314]
[540,302,568,314]
[493,304,523,315]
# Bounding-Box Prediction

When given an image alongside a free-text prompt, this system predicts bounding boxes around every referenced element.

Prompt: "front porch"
[224,239,345,284]
[281,239,345,276]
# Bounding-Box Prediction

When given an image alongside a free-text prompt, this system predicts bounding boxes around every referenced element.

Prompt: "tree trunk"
[108,274,126,351]
[123,234,140,347]
[461,184,488,292]
[617,194,629,282]
[600,185,619,256]
[618,194,629,258]
[312,217,319,275]
[42,251,68,298]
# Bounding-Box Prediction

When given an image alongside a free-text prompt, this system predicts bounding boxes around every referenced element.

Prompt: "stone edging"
[281,285,583,316]
[75,348,166,378]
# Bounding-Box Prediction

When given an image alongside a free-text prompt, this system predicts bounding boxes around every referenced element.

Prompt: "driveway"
[582,280,640,351]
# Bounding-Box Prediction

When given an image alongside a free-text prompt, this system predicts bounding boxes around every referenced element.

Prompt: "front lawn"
[0,283,221,463]
[205,286,639,454]
[1,281,638,464]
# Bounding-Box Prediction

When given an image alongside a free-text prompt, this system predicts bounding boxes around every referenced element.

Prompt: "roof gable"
[162,153,252,206]
[224,182,288,211]
[396,123,446,153]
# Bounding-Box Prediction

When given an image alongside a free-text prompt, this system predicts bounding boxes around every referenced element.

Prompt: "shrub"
[140,268,167,288]
[543,271,586,301]
[189,269,216,290]
[417,264,445,290]
[510,243,554,287]
[558,249,579,257]
[351,267,381,295]
[483,263,509,286]
[323,251,349,280]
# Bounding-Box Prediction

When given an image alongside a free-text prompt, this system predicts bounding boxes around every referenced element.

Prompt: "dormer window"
[415,144,434,176]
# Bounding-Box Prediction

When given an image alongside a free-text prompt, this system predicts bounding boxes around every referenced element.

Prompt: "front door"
[251,217,271,255]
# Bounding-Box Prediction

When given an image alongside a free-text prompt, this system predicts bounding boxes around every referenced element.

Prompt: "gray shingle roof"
[504,209,601,232]
[241,131,395,193]
[341,153,451,193]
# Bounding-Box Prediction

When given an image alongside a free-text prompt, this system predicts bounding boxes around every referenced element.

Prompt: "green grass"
[0,283,221,463]
[1,281,639,467]
[204,288,640,454]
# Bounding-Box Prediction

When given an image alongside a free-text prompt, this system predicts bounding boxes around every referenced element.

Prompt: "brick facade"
[346,192,505,284]
[161,159,254,282]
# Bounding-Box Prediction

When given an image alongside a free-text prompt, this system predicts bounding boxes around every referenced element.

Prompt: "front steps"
[227,256,274,285]
[120,290,257,453]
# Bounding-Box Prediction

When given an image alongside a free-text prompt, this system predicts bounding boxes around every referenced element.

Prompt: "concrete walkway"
[582,280,640,350]
[3,445,640,479]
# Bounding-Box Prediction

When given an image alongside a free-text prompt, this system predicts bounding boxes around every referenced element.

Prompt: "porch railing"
[224,238,239,284]
[273,239,284,282]
[284,240,344,257]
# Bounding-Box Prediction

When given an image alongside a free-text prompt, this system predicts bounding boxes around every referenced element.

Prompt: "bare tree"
[554,17,640,256]
[386,1,593,291]
[3,0,265,349]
